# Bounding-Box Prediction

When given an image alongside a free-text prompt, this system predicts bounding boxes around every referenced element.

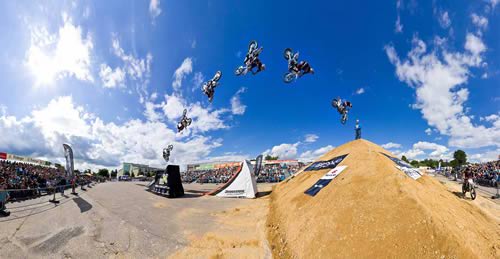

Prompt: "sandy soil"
[170,187,273,259]
[267,139,500,259]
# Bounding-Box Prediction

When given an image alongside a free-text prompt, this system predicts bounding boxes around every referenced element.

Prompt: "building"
[118,162,162,178]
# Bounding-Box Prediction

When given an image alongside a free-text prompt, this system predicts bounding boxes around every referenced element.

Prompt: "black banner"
[304,154,348,171]
[254,155,263,176]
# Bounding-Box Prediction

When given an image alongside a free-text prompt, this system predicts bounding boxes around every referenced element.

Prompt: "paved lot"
[0,182,273,258]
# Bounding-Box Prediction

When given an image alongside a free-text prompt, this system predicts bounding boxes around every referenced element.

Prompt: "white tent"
[211,160,258,199]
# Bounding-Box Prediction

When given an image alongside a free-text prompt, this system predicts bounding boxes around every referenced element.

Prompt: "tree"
[111,170,117,178]
[410,160,419,167]
[453,150,467,166]
[98,168,110,178]
[401,155,409,163]
[265,155,279,160]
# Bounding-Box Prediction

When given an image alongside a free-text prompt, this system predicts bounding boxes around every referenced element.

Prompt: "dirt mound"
[267,139,499,258]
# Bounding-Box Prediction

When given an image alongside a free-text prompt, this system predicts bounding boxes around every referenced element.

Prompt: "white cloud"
[263,143,300,159]
[100,36,152,96]
[381,142,402,149]
[99,64,125,88]
[161,94,186,121]
[438,11,451,29]
[299,145,334,161]
[304,134,319,143]
[469,149,499,163]
[394,0,403,33]
[425,128,432,135]
[465,33,486,57]
[355,88,365,95]
[26,17,94,85]
[385,33,499,149]
[395,15,403,33]
[395,141,451,160]
[231,87,247,115]
[149,0,162,20]
[471,13,488,31]
[159,93,230,133]
[192,72,204,92]
[172,58,193,91]
[0,96,225,170]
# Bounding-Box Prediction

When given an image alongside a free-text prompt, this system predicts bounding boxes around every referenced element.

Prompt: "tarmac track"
[0,182,270,258]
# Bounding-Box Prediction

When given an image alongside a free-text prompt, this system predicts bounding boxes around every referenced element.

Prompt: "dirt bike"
[462,178,477,200]
[331,98,349,124]
[283,48,314,83]
[202,71,222,102]
[235,40,265,76]
[177,109,192,133]
[163,144,173,162]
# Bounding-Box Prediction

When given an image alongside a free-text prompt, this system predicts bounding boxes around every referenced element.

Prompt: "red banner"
[0,152,7,160]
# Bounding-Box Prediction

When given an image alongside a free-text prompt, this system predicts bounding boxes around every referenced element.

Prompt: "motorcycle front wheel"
[283,72,295,83]
[470,188,476,200]
[248,40,258,53]
[235,66,245,76]
[284,48,293,60]
[213,70,222,81]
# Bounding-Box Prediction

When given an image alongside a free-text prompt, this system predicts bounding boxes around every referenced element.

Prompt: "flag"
[63,143,74,177]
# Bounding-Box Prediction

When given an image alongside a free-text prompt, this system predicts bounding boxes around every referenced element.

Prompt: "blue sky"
[0,0,498,169]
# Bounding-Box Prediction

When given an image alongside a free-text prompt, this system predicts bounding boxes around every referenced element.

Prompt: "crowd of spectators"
[257,163,303,183]
[464,160,499,187]
[0,160,68,200]
[183,165,241,184]
[181,162,304,184]
[442,160,499,188]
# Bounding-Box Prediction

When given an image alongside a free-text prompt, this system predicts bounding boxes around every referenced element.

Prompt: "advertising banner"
[304,166,348,196]
[63,143,75,177]
[3,153,52,166]
[254,155,263,176]
[304,154,348,171]
[381,153,421,180]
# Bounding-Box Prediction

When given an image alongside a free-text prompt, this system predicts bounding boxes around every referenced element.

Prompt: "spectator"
[0,182,10,217]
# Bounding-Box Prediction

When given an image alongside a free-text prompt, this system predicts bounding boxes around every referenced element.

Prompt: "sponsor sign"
[381,153,422,180]
[2,153,51,166]
[304,166,348,196]
[254,155,263,176]
[304,154,348,171]
[63,144,74,177]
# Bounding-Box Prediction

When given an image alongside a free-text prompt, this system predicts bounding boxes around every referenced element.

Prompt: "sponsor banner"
[254,155,263,176]
[0,152,6,160]
[263,159,299,165]
[214,162,240,169]
[3,153,52,166]
[381,153,422,180]
[304,166,348,196]
[63,144,75,177]
[304,154,348,171]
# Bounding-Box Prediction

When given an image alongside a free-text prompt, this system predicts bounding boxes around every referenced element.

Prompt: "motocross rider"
[287,51,314,74]
[244,46,265,74]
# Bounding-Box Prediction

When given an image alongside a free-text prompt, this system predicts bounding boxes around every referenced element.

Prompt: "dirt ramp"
[267,139,499,258]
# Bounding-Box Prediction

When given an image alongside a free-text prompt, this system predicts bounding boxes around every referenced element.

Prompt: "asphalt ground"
[0,181,274,258]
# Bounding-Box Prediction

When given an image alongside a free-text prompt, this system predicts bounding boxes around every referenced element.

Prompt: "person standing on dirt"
[355,119,361,140]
